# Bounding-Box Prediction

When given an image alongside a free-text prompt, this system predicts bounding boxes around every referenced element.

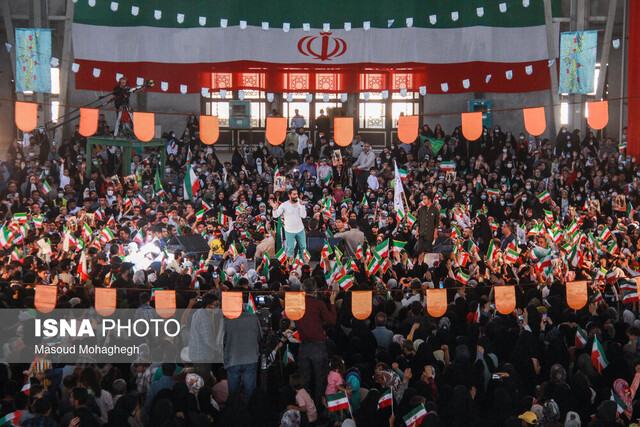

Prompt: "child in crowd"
[287,373,317,426]
[323,356,349,423]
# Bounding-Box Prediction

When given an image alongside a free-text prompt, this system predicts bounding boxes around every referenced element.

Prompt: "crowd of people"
[0,112,638,427]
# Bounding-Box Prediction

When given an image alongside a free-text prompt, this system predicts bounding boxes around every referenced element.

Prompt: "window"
[315,93,342,118]
[244,90,266,128]
[560,102,569,125]
[283,94,310,128]
[51,67,60,122]
[359,93,385,129]
[206,92,230,127]
[588,63,600,96]
[391,92,419,127]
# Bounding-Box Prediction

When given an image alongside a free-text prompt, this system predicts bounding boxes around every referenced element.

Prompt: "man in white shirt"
[270,189,307,260]
[291,109,306,129]
[297,128,309,160]
[352,142,376,191]
[351,134,365,160]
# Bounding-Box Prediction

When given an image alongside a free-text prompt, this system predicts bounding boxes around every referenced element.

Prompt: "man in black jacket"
[415,193,439,254]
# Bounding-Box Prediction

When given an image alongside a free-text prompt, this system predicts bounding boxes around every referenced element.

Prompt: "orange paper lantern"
[222,292,243,319]
[35,285,57,313]
[200,115,220,145]
[494,286,516,315]
[351,291,372,320]
[397,115,419,144]
[15,101,38,132]
[426,289,448,318]
[133,112,155,142]
[461,112,483,141]
[266,117,287,145]
[95,288,117,316]
[79,108,99,137]
[523,107,546,136]
[334,117,354,147]
[566,281,588,310]
[285,292,306,320]
[154,290,176,318]
[587,101,609,130]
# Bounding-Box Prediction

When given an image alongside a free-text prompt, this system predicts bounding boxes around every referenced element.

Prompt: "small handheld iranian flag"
[246,293,257,313]
[591,335,609,373]
[0,411,22,426]
[393,240,407,256]
[337,274,354,291]
[21,379,30,395]
[276,247,287,263]
[377,388,393,410]
[374,239,389,258]
[321,168,333,186]
[40,180,52,194]
[327,391,350,412]
[184,163,200,201]
[406,212,416,227]
[543,210,554,226]
[13,213,27,224]
[82,222,92,239]
[367,254,382,276]
[397,168,407,181]
[99,227,115,244]
[455,269,469,284]
[32,215,43,228]
[487,188,500,198]
[537,190,551,203]
[78,251,89,281]
[302,249,311,264]
[575,325,588,347]
[217,212,230,226]
[288,330,300,344]
[504,248,519,264]
[355,244,363,260]
[611,389,628,414]
[195,209,206,222]
[228,243,238,258]
[403,404,427,427]
[619,279,638,303]
[282,344,295,366]
[320,241,333,258]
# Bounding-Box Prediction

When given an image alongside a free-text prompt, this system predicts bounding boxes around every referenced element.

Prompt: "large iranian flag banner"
[73,0,560,94]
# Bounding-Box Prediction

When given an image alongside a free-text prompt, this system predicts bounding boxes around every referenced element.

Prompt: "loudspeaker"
[167,235,210,257]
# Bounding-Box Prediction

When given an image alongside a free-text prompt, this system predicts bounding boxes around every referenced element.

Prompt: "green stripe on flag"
[74,0,559,29]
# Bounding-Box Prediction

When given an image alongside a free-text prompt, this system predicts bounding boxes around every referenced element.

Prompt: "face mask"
[58,193,64,198]
[522,197,527,202]
[259,144,263,148]
[166,168,171,174]
[44,168,50,174]
[567,143,572,148]
[519,136,524,140]
[330,142,334,146]
[603,179,609,184]
[376,161,381,166]
[525,185,531,190]
[576,196,582,201]
[507,163,512,168]
[107,190,114,196]
[619,166,624,171]
[500,201,505,206]
[501,177,507,183]
[308,144,313,149]
[256,197,262,202]
[481,195,487,200]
